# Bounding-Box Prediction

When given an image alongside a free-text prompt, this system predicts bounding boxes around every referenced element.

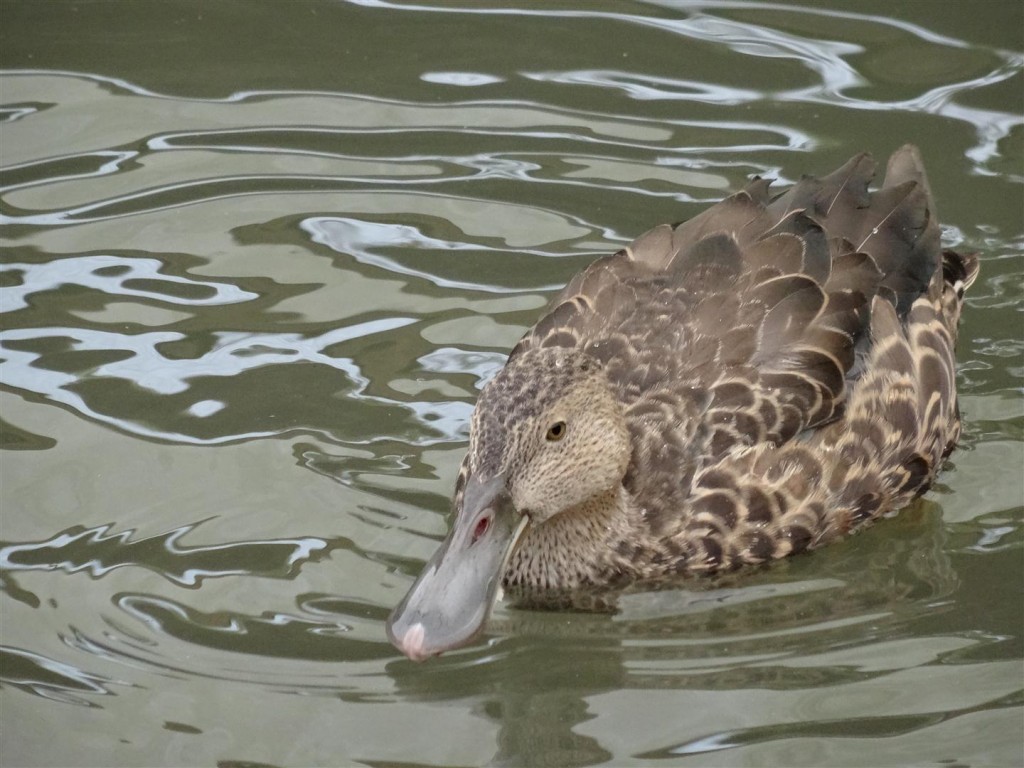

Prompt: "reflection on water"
[0,315,425,444]
[0,645,132,707]
[1,0,1022,766]
[0,521,330,588]
[2,253,257,310]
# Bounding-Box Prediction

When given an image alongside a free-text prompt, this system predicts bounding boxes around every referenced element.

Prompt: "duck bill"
[387,475,527,661]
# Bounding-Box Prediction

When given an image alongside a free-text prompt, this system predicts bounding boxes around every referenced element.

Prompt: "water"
[1,1,1022,766]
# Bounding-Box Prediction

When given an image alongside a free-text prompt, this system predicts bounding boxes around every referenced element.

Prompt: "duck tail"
[821,242,977,530]
[816,148,979,529]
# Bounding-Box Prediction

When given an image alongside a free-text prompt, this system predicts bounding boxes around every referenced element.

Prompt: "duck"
[386,145,979,661]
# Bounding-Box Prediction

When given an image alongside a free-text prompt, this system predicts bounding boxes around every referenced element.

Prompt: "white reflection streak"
[1,69,805,153]
[148,131,688,206]
[0,105,41,123]
[523,70,763,104]
[117,595,196,633]
[3,166,701,228]
[303,217,566,294]
[0,68,257,103]
[656,14,866,97]
[0,522,329,586]
[420,71,505,87]
[418,347,506,386]
[150,122,801,155]
[344,1,1022,167]
[1,254,256,312]
[343,0,971,51]
[0,317,416,445]
[620,14,1023,163]
[0,173,444,227]
[0,646,125,699]
[0,150,137,194]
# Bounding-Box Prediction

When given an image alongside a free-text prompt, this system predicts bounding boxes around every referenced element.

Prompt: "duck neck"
[502,486,637,591]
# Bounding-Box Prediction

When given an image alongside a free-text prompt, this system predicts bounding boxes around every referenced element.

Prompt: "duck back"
[508,145,978,574]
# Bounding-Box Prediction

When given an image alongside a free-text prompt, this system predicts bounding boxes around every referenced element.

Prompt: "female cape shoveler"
[387,145,979,661]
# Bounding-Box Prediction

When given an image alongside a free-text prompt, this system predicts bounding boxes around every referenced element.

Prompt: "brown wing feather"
[662,149,977,572]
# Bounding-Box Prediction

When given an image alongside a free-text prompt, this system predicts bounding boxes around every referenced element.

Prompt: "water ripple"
[114,592,388,662]
[524,70,764,104]
[1,253,256,311]
[305,216,565,293]
[0,318,434,445]
[0,521,331,587]
[0,2,1021,763]
[0,645,133,707]
[639,689,1024,759]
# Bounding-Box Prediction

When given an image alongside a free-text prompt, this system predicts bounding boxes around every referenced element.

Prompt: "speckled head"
[467,347,631,525]
[469,348,610,481]
[387,346,631,660]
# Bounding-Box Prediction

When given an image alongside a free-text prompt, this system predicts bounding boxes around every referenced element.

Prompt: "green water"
[1,2,1022,766]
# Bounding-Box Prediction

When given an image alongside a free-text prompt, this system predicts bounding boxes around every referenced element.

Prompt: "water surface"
[1,2,1022,766]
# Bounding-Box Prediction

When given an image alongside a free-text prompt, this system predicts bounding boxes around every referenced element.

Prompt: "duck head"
[386,348,630,660]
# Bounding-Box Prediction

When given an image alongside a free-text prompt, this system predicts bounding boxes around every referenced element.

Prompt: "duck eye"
[545,421,567,441]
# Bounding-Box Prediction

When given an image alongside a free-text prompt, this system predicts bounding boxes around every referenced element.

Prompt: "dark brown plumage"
[387,145,978,660]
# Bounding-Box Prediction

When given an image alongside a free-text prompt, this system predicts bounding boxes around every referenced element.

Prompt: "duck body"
[387,145,978,660]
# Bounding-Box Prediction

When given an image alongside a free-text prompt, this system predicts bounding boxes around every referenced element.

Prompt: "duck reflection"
[384,500,958,766]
